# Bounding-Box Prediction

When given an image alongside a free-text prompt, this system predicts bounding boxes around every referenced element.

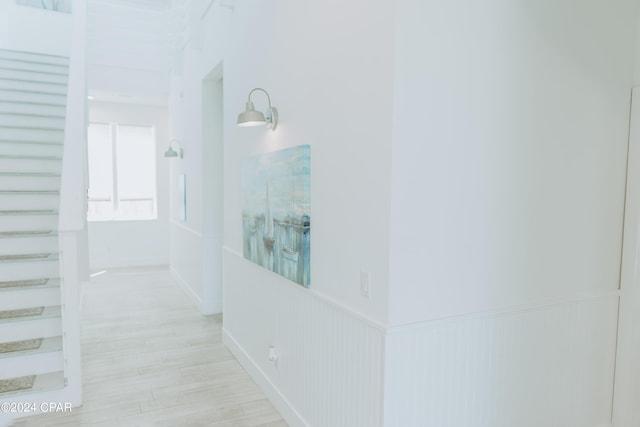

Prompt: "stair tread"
[0,99,66,107]
[0,252,58,261]
[0,190,59,194]
[0,98,66,108]
[0,66,67,77]
[0,154,61,159]
[0,253,58,262]
[0,336,62,360]
[0,111,65,119]
[0,88,66,97]
[0,306,61,325]
[0,139,63,146]
[0,230,56,236]
[0,210,58,215]
[0,48,69,60]
[0,77,67,86]
[0,125,65,132]
[0,278,60,291]
[0,172,61,177]
[0,371,65,398]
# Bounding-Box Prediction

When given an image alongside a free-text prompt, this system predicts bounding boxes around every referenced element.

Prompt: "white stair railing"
[57,0,87,409]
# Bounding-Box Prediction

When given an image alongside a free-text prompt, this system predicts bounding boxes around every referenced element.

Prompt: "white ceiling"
[86,0,175,101]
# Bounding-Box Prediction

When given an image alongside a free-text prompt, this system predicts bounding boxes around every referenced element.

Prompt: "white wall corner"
[170,265,219,315]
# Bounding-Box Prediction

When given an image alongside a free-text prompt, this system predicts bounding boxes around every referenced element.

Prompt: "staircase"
[0,49,68,402]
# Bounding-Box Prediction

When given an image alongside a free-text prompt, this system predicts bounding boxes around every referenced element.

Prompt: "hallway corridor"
[14,266,286,426]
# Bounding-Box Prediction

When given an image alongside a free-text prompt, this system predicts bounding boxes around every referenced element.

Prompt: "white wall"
[389,0,636,325]
[0,0,72,56]
[385,0,637,426]
[166,2,228,315]
[613,87,640,427]
[87,101,170,269]
[613,26,640,422]
[220,1,394,425]
[224,0,394,325]
[169,1,640,426]
[168,0,394,424]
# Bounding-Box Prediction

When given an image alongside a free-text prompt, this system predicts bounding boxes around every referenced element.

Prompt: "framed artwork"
[242,145,310,287]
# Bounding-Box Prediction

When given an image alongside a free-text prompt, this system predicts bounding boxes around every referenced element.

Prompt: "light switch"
[360,271,371,298]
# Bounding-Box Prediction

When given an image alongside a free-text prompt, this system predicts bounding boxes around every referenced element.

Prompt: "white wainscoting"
[224,247,619,427]
[170,221,204,311]
[170,219,224,314]
[223,248,385,427]
[384,294,619,427]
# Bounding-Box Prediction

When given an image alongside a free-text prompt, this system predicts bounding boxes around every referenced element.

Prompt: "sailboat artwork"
[242,145,311,287]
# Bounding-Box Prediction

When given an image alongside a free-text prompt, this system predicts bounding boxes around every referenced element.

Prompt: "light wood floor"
[15,266,286,427]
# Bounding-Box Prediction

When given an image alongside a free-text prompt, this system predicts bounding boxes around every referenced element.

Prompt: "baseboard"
[89,256,169,270]
[169,266,219,315]
[222,328,310,427]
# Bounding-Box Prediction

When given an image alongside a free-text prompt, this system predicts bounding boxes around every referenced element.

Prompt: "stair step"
[0,210,58,234]
[0,277,59,290]
[0,101,66,117]
[0,257,60,282]
[0,336,61,359]
[0,349,63,382]
[0,231,58,257]
[0,371,65,399]
[0,192,60,211]
[0,173,61,191]
[0,79,67,96]
[0,336,61,356]
[0,306,61,342]
[0,113,65,130]
[0,282,60,311]
[0,157,62,174]
[0,89,65,106]
[0,49,69,67]
[0,306,45,320]
[0,140,64,157]
[0,58,68,76]
[0,69,68,85]
[0,125,64,143]
[0,305,59,323]
[0,338,44,355]
[0,209,58,215]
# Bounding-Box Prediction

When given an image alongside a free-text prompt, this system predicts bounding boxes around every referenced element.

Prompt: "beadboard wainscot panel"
[223,248,385,427]
[384,293,619,427]
[170,220,205,310]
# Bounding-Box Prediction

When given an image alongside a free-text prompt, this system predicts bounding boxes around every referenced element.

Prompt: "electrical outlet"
[268,346,278,368]
[360,271,371,298]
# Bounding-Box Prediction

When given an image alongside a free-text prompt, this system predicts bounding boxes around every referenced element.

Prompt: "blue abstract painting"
[242,145,311,287]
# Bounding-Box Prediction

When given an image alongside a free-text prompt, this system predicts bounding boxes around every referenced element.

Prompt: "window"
[87,122,157,221]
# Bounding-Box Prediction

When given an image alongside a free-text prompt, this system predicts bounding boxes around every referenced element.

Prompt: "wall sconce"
[237,88,278,130]
[164,139,183,158]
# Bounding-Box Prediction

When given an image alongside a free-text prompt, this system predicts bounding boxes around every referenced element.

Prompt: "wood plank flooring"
[14,266,286,427]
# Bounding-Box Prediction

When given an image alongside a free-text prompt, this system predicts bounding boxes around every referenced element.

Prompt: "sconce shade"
[237,101,267,127]
[164,139,183,159]
[164,147,179,158]
[237,88,278,130]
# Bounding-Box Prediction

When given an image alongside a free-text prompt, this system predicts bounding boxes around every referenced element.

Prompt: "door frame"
[200,62,224,314]
[613,86,640,426]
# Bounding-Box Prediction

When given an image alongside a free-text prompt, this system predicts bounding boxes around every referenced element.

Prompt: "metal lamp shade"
[164,147,179,157]
[237,101,266,127]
